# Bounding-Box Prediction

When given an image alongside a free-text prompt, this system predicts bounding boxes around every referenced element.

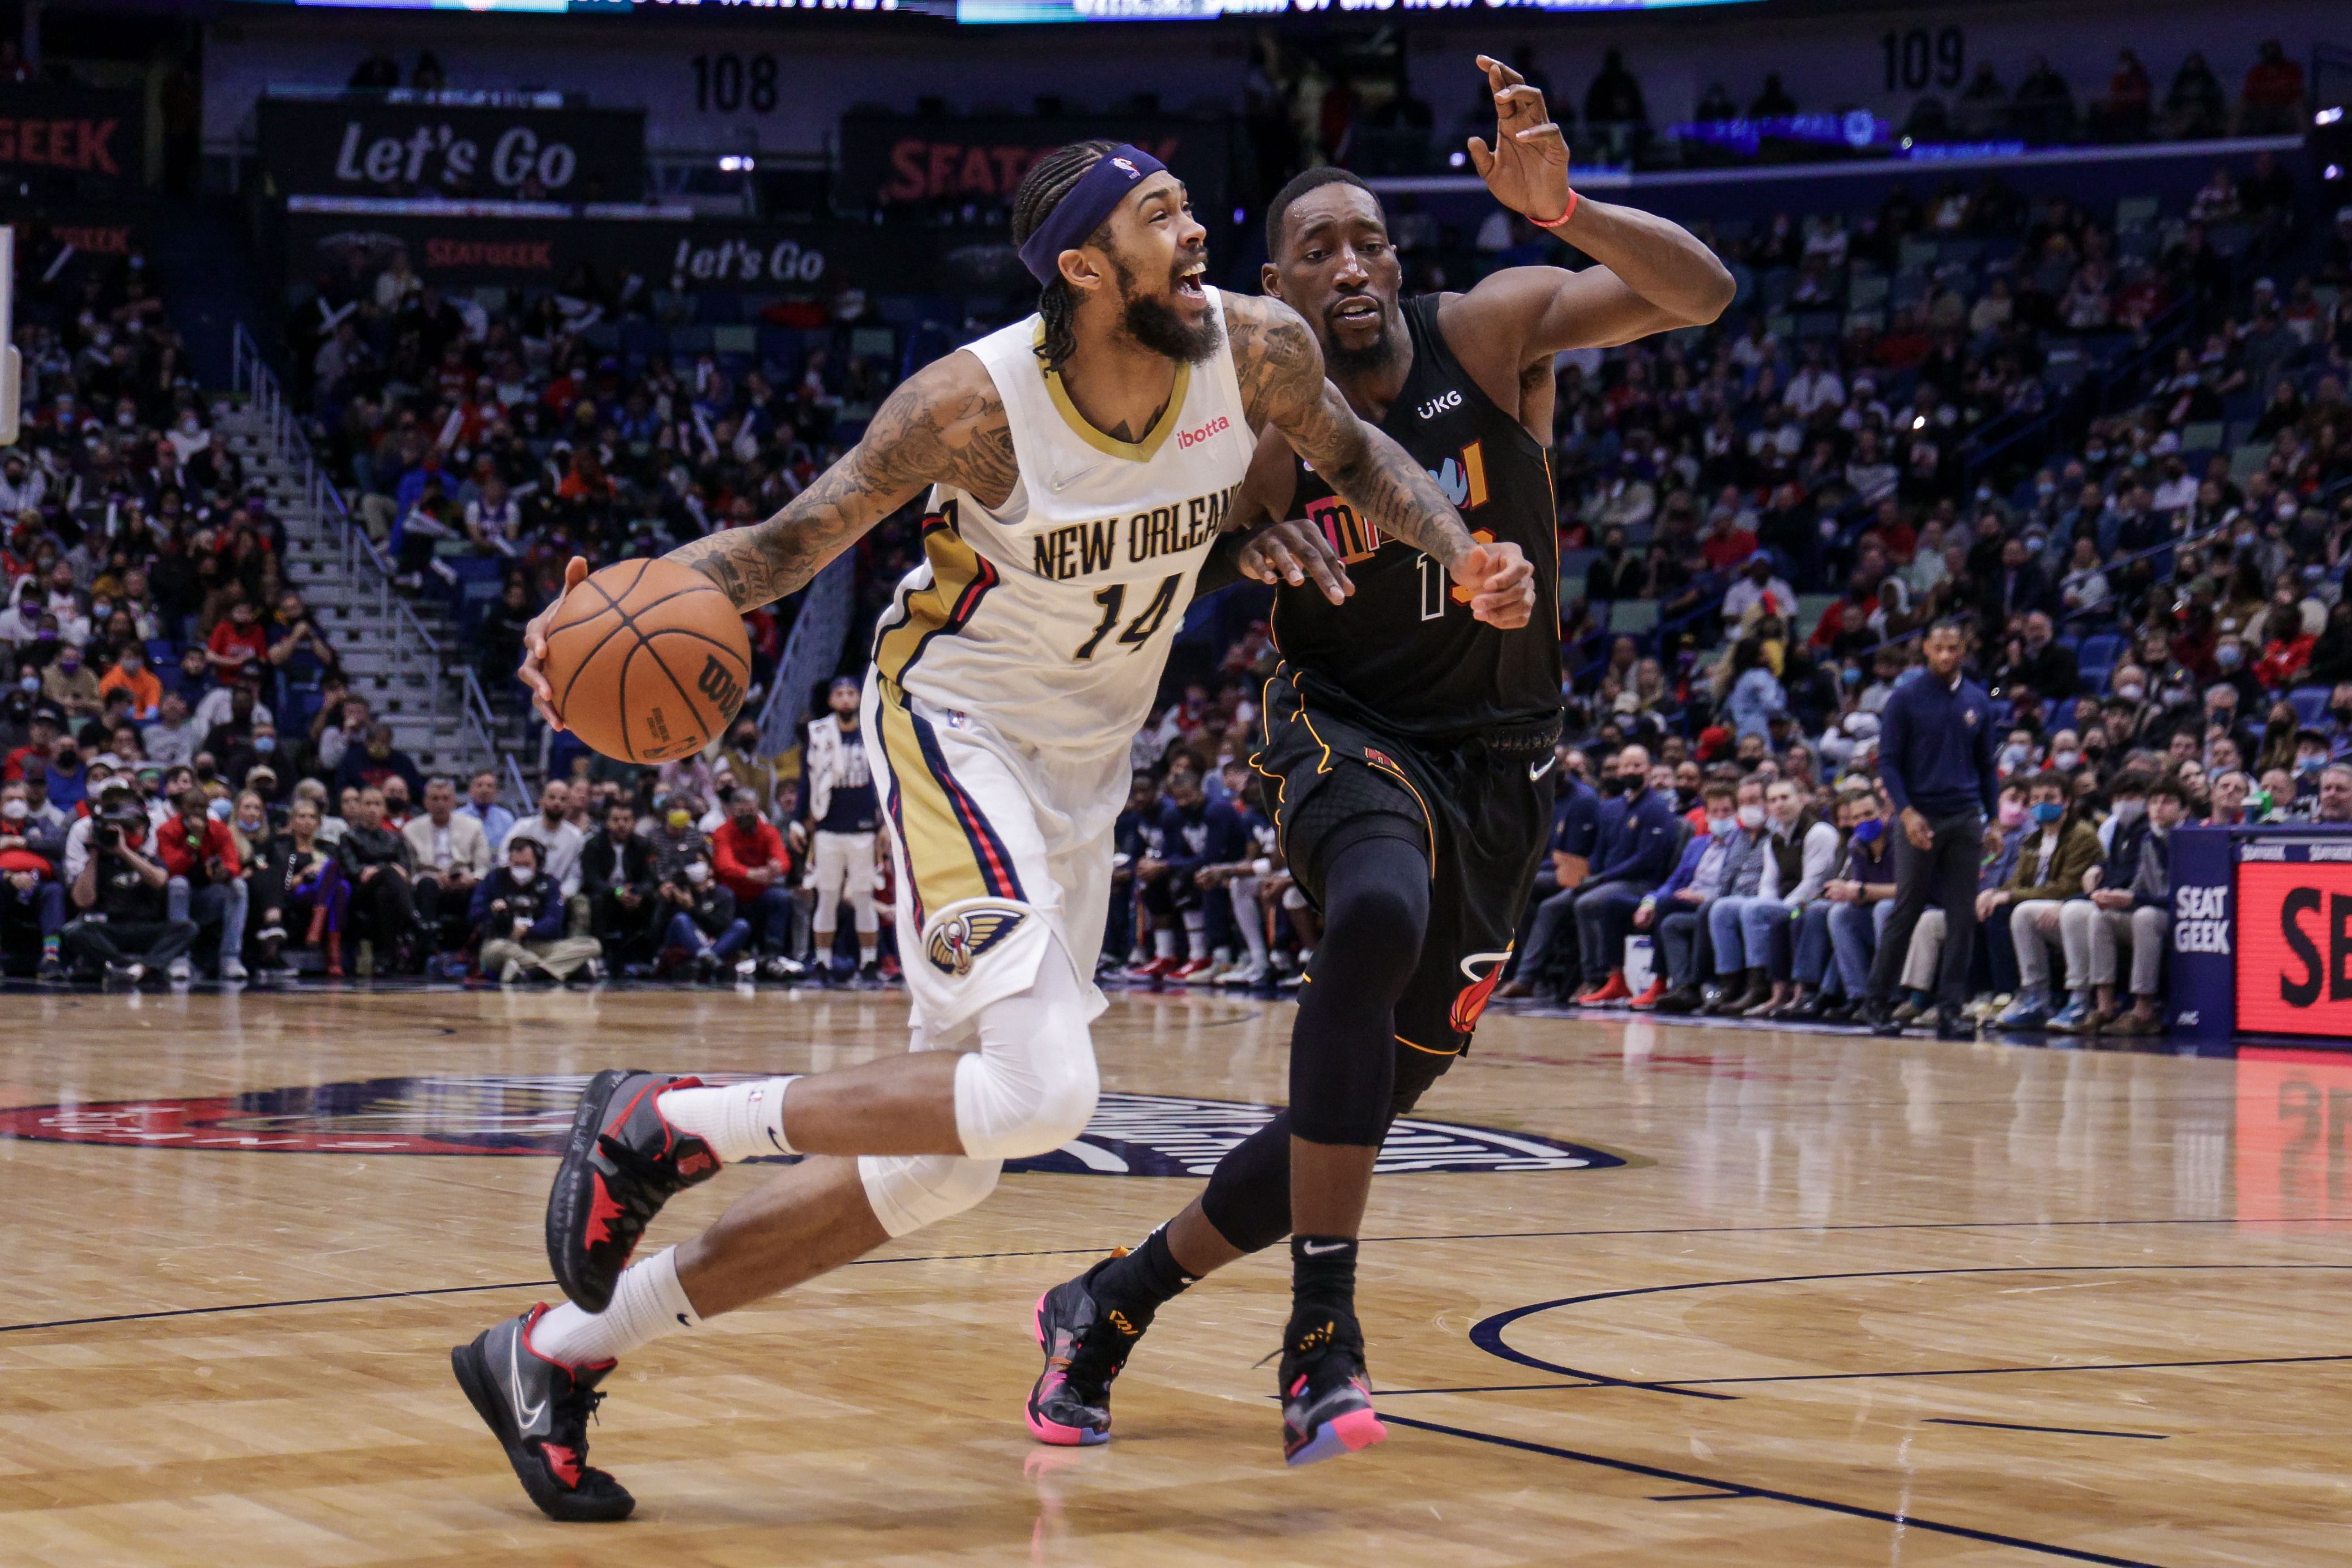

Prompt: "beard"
[1113,253,1223,366]
[1321,307,1405,382]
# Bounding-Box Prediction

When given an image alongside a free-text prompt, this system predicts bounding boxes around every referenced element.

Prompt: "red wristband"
[1534,189,1580,230]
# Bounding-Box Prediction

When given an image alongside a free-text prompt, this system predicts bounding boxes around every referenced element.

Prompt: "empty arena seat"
[2288,685,2333,728]
[1608,599,1661,636]
[2077,633,2125,689]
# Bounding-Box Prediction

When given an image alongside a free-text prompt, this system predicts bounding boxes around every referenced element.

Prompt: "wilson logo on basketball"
[1176,415,1230,450]
[696,654,744,713]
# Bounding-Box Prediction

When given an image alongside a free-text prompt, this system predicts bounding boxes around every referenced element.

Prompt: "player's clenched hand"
[518,555,591,730]
[1455,541,1536,629]
[1237,519,1354,605]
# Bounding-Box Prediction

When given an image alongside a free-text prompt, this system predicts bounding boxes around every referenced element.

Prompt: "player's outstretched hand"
[518,554,591,731]
[1238,519,1355,605]
[1456,541,1536,629]
[1465,54,1573,227]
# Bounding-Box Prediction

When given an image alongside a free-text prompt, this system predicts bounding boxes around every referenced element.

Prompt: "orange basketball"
[539,558,753,765]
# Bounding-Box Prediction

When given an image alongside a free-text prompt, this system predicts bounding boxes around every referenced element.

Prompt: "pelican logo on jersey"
[925,906,1027,977]
[1030,481,1239,582]
[0,1079,1626,1174]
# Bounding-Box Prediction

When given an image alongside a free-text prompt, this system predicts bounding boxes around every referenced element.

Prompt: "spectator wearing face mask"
[157,785,248,981]
[1553,746,1680,1006]
[472,837,603,984]
[1988,775,2105,1029]
[61,796,197,986]
[42,641,100,719]
[654,856,752,982]
[0,779,68,981]
[1705,777,1841,1018]
[1632,779,1745,1011]
[97,642,161,721]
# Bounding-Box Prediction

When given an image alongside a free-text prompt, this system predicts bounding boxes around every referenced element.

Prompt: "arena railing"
[230,323,523,808]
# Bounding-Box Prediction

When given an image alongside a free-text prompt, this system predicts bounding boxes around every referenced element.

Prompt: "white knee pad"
[857,1152,1003,1238]
[952,937,1100,1161]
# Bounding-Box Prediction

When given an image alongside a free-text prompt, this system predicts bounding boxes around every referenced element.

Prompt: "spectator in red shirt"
[1701,514,1759,573]
[2256,604,2315,690]
[709,786,795,965]
[157,787,247,980]
[2240,40,2306,134]
[206,599,270,677]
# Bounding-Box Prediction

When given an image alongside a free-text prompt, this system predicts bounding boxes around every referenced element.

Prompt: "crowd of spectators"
[1094,161,2352,1028]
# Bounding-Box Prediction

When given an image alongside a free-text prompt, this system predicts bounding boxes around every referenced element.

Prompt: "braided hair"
[1011,139,1119,375]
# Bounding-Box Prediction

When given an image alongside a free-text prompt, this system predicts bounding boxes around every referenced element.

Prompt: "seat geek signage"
[258,97,646,200]
[838,112,1229,216]
[2237,851,2352,1038]
[0,86,144,186]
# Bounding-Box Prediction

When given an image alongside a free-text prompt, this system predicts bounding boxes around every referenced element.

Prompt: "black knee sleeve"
[1199,1111,1294,1254]
[1288,834,1429,1147]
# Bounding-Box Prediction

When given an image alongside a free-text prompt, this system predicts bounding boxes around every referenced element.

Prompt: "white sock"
[659,1076,797,1161]
[1153,929,1177,960]
[858,943,877,967]
[529,1247,701,1366]
[1181,911,1205,954]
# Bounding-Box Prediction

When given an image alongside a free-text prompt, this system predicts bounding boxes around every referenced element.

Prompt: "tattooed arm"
[518,350,1016,727]
[668,350,1015,609]
[1222,290,1533,627]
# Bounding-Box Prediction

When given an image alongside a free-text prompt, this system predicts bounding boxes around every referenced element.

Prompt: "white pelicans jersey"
[871,288,1254,759]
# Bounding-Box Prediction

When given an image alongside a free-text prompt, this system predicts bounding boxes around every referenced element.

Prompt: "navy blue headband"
[1018,145,1169,286]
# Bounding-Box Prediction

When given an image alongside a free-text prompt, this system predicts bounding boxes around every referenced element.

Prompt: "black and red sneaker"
[450,1305,634,1523]
[544,1069,721,1313]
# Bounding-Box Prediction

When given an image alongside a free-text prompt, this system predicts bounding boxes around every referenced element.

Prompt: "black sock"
[1287,1235,1359,1351]
[1090,1227,1196,1319]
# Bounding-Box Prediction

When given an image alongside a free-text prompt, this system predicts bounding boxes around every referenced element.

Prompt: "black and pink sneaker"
[1279,1321,1388,1467]
[544,1069,721,1313]
[1025,1258,1145,1446]
[450,1305,634,1523]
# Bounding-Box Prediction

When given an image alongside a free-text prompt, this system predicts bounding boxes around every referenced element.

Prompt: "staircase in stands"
[223,327,527,798]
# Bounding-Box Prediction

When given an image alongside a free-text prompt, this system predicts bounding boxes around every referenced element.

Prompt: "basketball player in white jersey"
[452,140,1535,1520]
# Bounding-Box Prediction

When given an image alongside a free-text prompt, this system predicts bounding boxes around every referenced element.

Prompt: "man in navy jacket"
[1867,619,2001,1038]
[1569,744,1682,1003]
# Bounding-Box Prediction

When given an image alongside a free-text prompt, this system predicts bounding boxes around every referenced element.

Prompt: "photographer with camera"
[159,785,249,981]
[62,790,197,986]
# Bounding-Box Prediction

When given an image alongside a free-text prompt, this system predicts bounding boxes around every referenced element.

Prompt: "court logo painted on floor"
[0,1076,1621,1173]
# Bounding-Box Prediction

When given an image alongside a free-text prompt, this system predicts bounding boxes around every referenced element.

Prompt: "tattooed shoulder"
[1222,293,1323,431]
[864,349,1017,509]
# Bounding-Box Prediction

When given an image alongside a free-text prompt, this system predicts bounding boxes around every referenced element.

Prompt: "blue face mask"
[2031,801,2065,825]
[1852,817,1884,845]
[253,734,275,753]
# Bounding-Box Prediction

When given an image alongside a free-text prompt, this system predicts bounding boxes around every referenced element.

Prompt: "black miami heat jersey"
[1276,292,1562,742]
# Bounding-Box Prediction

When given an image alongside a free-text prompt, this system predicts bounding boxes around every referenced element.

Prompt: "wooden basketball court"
[4,986,2345,1566]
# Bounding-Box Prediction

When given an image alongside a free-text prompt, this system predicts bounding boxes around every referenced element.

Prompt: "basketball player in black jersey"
[1026,54,1734,1464]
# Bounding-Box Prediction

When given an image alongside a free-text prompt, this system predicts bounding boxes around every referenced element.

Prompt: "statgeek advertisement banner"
[281,203,912,293]
[257,97,646,200]
[837,112,1229,215]
[2237,848,2352,1040]
[0,85,146,187]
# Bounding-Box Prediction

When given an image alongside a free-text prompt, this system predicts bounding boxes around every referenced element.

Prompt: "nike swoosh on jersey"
[1529,755,1558,781]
